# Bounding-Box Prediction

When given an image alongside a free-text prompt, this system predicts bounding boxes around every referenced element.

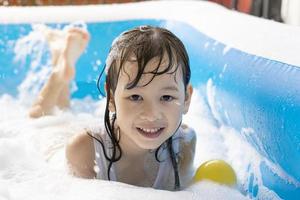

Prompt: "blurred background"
[1,0,300,26]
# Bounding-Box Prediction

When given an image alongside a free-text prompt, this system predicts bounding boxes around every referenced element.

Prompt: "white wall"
[281,0,300,26]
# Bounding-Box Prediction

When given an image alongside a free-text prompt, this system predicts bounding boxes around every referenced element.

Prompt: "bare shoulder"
[181,123,197,144]
[181,124,197,149]
[65,130,96,178]
[178,123,197,186]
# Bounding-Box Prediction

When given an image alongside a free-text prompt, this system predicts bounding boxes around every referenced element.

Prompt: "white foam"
[0,91,251,200]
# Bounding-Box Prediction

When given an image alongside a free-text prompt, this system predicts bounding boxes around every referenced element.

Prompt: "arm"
[65,131,96,178]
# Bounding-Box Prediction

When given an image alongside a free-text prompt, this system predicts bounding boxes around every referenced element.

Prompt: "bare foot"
[63,28,90,67]
[43,27,66,66]
[45,27,90,81]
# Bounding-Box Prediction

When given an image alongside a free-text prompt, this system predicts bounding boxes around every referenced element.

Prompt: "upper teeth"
[139,128,161,133]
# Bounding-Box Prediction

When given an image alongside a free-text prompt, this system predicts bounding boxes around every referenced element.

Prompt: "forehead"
[119,55,183,87]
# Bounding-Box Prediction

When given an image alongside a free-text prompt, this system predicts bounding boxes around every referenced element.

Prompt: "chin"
[136,135,171,150]
[136,140,162,150]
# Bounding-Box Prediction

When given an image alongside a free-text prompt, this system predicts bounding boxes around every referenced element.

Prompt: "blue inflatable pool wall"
[0,2,299,199]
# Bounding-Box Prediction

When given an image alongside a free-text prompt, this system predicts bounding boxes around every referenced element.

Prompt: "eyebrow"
[161,85,179,92]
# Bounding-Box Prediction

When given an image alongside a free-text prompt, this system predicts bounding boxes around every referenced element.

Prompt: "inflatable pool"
[0,1,299,199]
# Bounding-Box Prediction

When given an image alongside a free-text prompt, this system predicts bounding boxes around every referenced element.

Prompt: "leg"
[29,72,65,118]
[29,27,89,118]
[57,84,70,109]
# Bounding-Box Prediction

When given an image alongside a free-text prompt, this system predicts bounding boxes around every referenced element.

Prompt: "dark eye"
[129,95,142,101]
[161,95,174,102]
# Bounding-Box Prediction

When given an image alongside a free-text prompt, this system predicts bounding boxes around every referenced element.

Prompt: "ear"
[105,83,116,113]
[183,84,193,114]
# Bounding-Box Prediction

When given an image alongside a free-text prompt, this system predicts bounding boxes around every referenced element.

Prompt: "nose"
[139,101,162,122]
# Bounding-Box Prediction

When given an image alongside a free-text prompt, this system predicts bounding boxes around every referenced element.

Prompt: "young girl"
[30,25,196,191]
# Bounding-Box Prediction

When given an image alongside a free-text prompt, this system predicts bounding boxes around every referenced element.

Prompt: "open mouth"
[136,127,164,138]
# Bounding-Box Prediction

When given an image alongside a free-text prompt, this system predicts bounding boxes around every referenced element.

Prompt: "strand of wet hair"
[86,110,122,180]
[167,137,180,190]
[169,121,182,190]
[155,121,182,190]
[96,64,106,97]
[96,70,123,180]
[96,61,122,180]
[106,112,122,180]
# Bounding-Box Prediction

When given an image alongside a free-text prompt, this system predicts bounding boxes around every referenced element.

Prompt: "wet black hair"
[90,25,190,190]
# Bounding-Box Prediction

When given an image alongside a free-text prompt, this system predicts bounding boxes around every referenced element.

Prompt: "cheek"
[115,101,133,130]
[165,101,185,119]
[115,99,137,121]
[170,98,185,111]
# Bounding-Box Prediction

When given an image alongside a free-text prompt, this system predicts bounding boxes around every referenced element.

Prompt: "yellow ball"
[193,159,237,186]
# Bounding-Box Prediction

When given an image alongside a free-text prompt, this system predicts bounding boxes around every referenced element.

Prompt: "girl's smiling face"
[110,56,193,151]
